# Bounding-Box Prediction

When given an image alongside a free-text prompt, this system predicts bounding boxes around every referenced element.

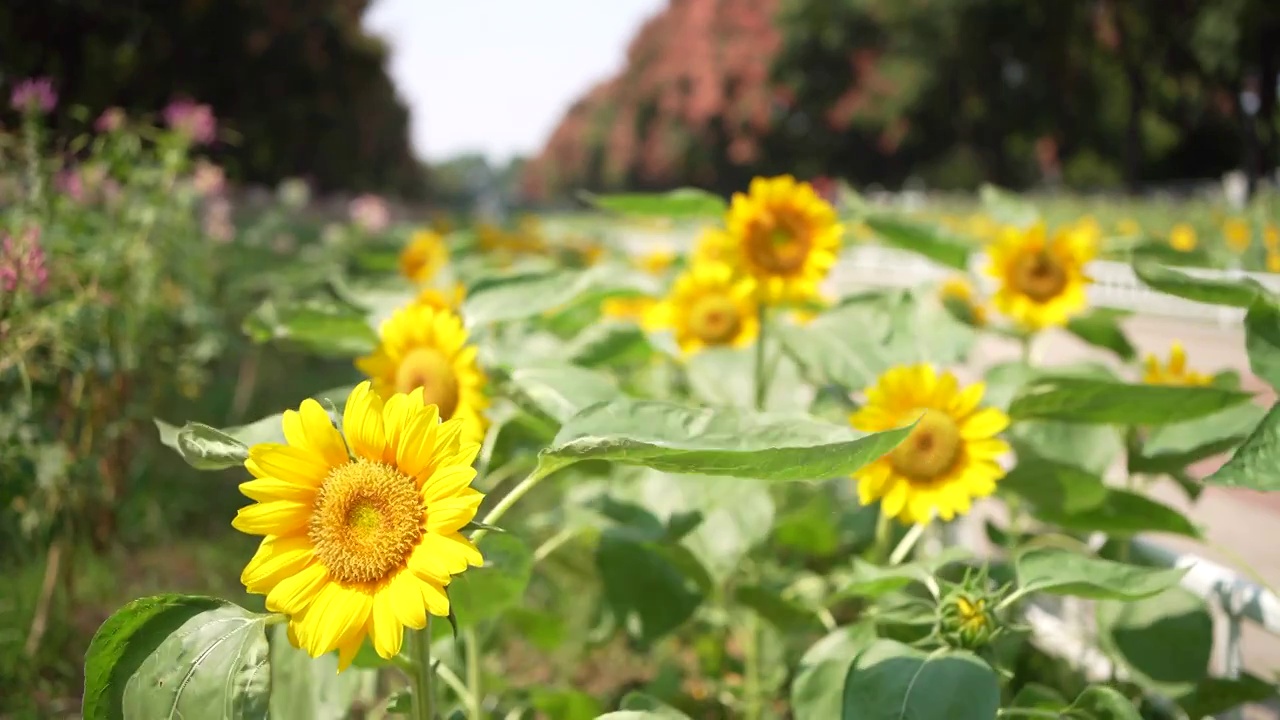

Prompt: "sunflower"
[985,221,1095,330]
[400,229,449,284]
[232,382,483,669]
[1223,218,1251,253]
[356,304,489,440]
[691,227,737,267]
[1265,225,1280,250]
[939,276,988,327]
[1169,223,1197,252]
[601,293,658,323]
[416,283,466,311]
[850,364,1009,525]
[648,262,758,354]
[1143,342,1212,386]
[726,175,842,303]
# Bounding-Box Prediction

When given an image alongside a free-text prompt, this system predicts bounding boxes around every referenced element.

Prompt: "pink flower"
[95,107,126,133]
[163,98,217,145]
[1,227,49,296]
[203,197,235,244]
[348,193,389,233]
[192,159,226,197]
[56,168,85,203]
[11,77,57,114]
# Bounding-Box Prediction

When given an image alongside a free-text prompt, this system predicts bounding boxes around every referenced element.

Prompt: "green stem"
[463,628,483,719]
[742,303,771,720]
[871,506,895,563]
[1019,332,1034,365]
[533,527,579,564]
[409,624,434,720]
[888,521,928,565]
[470,464,555,546]
[754,304,769,410]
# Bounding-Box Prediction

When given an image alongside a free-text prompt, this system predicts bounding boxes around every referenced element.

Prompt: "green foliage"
[582,188,728,219]
[1014,547,1186,600]
[1007,376,1252,424]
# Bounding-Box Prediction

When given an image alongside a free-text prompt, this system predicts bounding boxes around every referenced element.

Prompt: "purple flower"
[163,98,217,145]
[56,168,85,203]
[95,107,126,133]
[10,77,57,114]
[1,227,49,296]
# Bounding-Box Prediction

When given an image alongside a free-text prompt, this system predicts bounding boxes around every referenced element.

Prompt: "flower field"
[8,100,1280,720]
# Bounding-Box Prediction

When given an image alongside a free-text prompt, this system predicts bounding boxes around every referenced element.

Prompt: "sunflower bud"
[936,568,1006,651]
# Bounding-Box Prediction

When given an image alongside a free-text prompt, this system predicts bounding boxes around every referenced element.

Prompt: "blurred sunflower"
[601,293,659,323]
[691,227,737,267]
[232,382,483,670]
[400,229,448,284]
[726,175,842,303]
[1116,218,1142,237]
[939,276,988,327]
[416,283,466,311]
[1169,223,1197,252]
[635,249,677,276]
[1268,251,1280,273]
[1223,218,1251,254]
[1264,224,1280,250]
[1143,342,1212,386]
[985,221,1095,329]
[356,304,489,441]
[648,262,758,354]
[850,364,1009,525]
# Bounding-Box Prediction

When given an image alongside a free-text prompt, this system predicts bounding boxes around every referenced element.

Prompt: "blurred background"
[4,1,1280,717]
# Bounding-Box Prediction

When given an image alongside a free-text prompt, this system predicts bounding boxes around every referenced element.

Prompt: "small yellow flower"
[1268,251,1280,273]
[1223,218,1251,253]
[232,382,484,670]
[400,230,449,284]
[985,221,1095,330]
[939,276,988,327]
[601,294,658,323]
[1264,225,1280,250]
[647,262,758,354]
[1169,223,1197,252]
[1143,342,1212,386]
[1071,215,1103,247]
[635,249,677,276]
[356,304,489,441]
[726,175,843,303]
[1116,218,1142,237]
[850,364,1010,525]
[691,227,738,267]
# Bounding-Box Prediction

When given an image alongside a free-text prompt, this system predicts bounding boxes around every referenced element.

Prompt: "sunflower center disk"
[689,293,743,345]
[748,215,811,274]
[309,459,423,585]
[1013,251,1067,302]
[394,347,460,419]
[889,409,962,484]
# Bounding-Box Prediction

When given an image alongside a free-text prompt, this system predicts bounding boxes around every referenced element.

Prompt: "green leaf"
[499,362,620,425]
[1130,402,1267,474]
[1175,673,1278,718]
[583,187,726,219]
[840,639,1000,720]
[463,265,634,325]
[981,360,1117,411]
[154,421,248,470]
[537,399,914,482]
[1205,401,1280,491]
[1008,376,1252,424]
[1000,457,1109,515]
[979,184,1039,228]
[565,321,654,368]
[1096,587,1211,694]
[1245,295,1280,392]
[734,585,823,633]
[831,560,931,600]
[528,688,603,720]
[791,623,877,720]
[267,624,378,720]
[443,533,532,631]
[595,533,703,647]
[685,345,815,413]
[1009,683,1067,711]
[1133,260,1262,308]
[1065,308,1137,361]
[776,298,895,392]
[83,595,271,720]
[1034,487,1200,538]
[242,298,378,356]
[1014,547,1186,600]
[865,214,971,270]
[1067,685,1142,719]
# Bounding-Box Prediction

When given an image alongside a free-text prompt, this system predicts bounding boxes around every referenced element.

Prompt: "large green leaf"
[733,584,824,634]
[684,345,814,413]
[776,298,895,392]
[267,624,377,720]
[463,265,637,325]
[840,640,1000,720]
[83,595,271,720]
[1096,587,1211,694]
[1130,402,1267,474]
[242,298,378,356]
[864,214,972,270]
[1008,376,1251,424]
[444,533,532,631]
[154,421,249,470]
[1132,260,1262,308]
[498,362,621,425]
[1204,401,1280,491]
[1033,487,1200,538]
[1014,547,1186,600]
[1176,674,1278,718]
[564,321,655,368]
[536,399,914,482]
[583,187,727,219]
[791,623,877,720]
[1245,295,1280,392]
[528,688,603,720]
[595,532,703,647]
[1065,308,1137,361]
[999,456,1108,516]
[1067,686,1142,719]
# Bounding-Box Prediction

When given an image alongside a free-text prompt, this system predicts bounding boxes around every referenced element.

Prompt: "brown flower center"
[309,459,423,584]
[394,347,460,419]
[1012,250,1067,302]
[688,293,743,345]
[746,212,812,274]
[889,409,962,483]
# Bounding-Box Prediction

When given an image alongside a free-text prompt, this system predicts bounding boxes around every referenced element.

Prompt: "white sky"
[364,0,665,164]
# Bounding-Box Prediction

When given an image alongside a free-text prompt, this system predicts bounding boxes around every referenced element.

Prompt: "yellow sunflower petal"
[232,500,311,536]
[239,477,318,503]
[241,535,316,593]
[265,562,330,615]
[245,444,330,487]
[369,593,405,660]
[282,399,349,468]
[960,408,1010,439]
[386,570,428,630]
[342,382,387,461]
[426,492,483,534]
[302,584,373,658]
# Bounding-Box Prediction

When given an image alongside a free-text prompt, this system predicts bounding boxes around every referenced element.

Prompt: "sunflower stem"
[871,505,895,563]
[743,304,771,720]
[463,627,483,719]
[471,464,554,546]
[753,304,769,410]
[410,624,434,720]
[888,521,928,566]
